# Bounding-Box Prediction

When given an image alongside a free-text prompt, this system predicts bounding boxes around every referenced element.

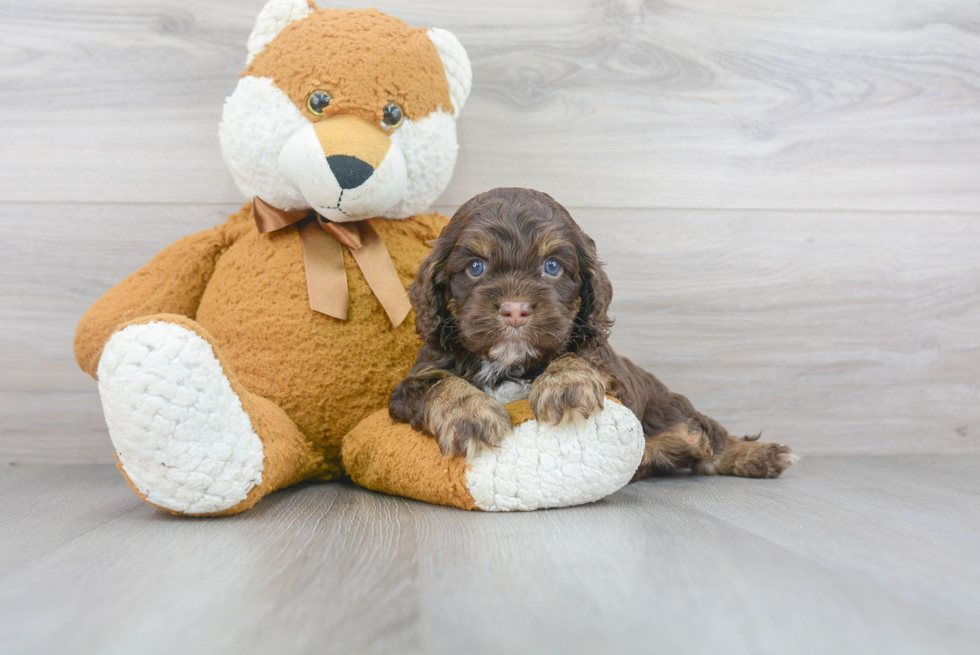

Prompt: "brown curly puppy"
[389,187,797,478]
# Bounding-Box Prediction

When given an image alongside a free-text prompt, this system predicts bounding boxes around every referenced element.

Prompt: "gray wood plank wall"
[1,0,978,463]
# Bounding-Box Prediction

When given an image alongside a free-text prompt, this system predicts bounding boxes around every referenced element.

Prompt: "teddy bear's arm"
[74,225,232,378]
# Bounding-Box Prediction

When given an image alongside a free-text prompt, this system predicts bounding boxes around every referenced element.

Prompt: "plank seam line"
[1,201,979,217]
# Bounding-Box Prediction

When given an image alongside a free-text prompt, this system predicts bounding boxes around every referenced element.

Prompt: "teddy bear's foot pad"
[344,398,645,512]
[466,401,645,511]
[98,322,264,514]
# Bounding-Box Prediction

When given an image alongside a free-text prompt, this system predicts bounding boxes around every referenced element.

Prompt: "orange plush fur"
[75,4,649,515]
[74,5,462,515]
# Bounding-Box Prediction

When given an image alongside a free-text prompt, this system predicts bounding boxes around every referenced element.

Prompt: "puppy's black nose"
[499,301,532,327]
[326,155,374,189]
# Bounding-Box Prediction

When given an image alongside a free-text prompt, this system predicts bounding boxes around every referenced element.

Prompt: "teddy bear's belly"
[194,227,423,474]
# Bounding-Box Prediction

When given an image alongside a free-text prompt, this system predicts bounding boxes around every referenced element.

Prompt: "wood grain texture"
[0,0,978,210]
[1,457,978,654]
[1,203,978,462]
[578,208,980,456]
[2,0,979,461]
[0,203,242,464]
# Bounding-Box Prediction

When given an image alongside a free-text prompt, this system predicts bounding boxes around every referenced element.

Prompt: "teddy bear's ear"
[245,0,315,66]
[427,28,472,115]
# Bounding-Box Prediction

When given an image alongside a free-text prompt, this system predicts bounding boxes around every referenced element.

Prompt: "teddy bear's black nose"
[326,155,374,190]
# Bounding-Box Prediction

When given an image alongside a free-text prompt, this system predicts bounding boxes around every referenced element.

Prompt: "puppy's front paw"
[530,355,607,426]
[425,378,513,458]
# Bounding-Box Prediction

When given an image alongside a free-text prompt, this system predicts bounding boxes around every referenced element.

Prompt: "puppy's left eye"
[467,260,486,277]
[543,259,563,276]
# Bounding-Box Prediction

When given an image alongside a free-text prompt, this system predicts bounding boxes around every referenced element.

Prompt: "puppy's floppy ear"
[572,231,614,347]
[410,214,465,349]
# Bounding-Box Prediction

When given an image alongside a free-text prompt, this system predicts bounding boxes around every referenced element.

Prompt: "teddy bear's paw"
[464,400,645,511]
[97,322,264,515]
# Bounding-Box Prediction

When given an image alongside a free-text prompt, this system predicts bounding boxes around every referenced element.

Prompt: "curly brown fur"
[528,354,608,426]
[390,187,797,477]
[422,377,513,458]
[696,441,797,478]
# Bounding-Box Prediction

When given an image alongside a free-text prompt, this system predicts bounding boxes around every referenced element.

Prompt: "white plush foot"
[465,401,645,511]
[97,322,264,514]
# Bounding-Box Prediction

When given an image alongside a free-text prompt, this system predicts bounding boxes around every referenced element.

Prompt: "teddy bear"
[73,0,644,516]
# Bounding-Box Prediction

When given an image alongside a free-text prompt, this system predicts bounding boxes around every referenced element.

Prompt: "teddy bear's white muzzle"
[278,119,408,223]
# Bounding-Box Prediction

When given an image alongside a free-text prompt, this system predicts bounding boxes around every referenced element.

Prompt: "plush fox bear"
[74,0,644,515]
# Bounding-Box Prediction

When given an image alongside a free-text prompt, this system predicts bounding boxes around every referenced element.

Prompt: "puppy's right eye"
[467,260,486,277]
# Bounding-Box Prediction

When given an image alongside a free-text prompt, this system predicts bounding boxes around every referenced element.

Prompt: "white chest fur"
[486,379,531,404]
[475,358,532,404]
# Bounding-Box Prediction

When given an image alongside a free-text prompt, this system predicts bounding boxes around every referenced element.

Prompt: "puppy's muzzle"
[499,301,532,328]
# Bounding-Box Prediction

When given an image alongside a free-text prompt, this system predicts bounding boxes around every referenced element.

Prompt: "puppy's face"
[445,207,582,366]
[412,188,613,367]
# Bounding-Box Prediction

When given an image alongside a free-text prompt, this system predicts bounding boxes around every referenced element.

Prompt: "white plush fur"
[465,402,645,512]
[219,78,461,220]
[277,121,407,222]
[427,28,472,115]
[97,322,264,515]
[219,76,310,210]
[246,0,313,66]
[220,10,470,220]
[382,109,459,219]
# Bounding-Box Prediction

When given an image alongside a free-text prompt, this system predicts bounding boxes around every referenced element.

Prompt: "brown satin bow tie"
[252,196,412,327]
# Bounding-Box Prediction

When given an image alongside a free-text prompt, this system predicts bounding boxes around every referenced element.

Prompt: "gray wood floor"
[1,456,978,655]
[2,2,979,652]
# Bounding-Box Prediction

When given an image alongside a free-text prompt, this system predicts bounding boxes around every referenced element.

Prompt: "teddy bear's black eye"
[307,90,331,116]
[382,103,404,128]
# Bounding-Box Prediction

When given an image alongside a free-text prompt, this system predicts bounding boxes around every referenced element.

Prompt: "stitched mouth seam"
[336,190,350,217]
[322,190,351,218]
